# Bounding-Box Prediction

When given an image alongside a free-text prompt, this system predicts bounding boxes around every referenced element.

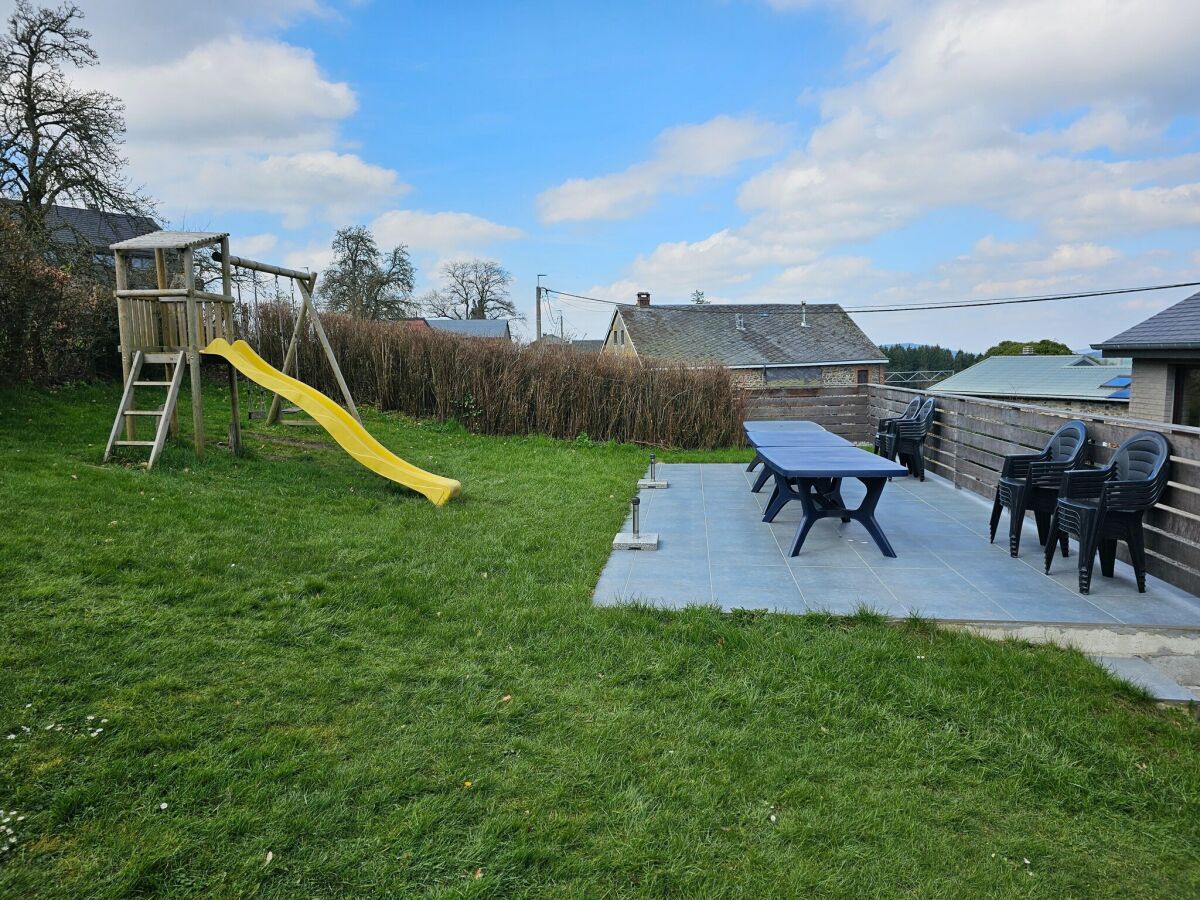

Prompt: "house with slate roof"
[1,199,159,264]
[601,292,888,387]
[1093,289,1200,426]
[932,354,1132,414]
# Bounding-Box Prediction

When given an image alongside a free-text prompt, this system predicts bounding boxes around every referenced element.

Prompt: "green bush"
[0,218,118,383]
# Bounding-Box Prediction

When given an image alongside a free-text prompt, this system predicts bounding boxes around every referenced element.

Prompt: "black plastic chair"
[989,419,1088,558]
[873,397,921,458]
[1044,431,1171,594]
[881,399,936,480]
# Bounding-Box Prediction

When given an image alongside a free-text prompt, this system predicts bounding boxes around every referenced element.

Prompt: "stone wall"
[821,364,886,387]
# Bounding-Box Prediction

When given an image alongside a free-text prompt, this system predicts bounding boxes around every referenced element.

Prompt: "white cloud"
[370,210,523,255]
[0,0,413,234]
[536,115,787,223]
[236,233,280,258]
[92,37,355,148]
[187,151,406,228]
[588,0,1200,348]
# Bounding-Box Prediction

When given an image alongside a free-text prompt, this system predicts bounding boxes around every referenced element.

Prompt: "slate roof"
[569,339,604,353]
[933,355,1132,402]
[1,199,159,250]
[426,318,513,340]
[615,303,887,367]
[1093,290,1200,352]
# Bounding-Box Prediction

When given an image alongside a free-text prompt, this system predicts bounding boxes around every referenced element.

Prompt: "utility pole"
[536,274,548,341]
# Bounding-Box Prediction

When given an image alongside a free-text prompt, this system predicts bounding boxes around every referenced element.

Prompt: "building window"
[1174,366,1200,426]
[856,368,869,384]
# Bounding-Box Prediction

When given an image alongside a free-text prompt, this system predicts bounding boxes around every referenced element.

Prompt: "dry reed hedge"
[241,304,744,449]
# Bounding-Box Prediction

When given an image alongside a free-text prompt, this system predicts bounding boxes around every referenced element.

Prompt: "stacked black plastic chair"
[873,397,921,458]
[989,419,1088,558]
[881,398,936,481]
[1044,431,1171,594]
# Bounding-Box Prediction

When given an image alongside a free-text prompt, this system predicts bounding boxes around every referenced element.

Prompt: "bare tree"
[423,259,516,320]
[690,289,709,305]
[0,2,153,249]
[318,225,416,320]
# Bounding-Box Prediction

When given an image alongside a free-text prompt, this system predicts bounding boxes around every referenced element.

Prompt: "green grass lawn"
[1,381,1198,897]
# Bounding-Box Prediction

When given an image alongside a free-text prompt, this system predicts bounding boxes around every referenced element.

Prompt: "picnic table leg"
[787,478,822,556]
[762,473,791,522]
[848,477,896,558]
[751,464,773,493]
[747,451,762,472]
[814,477,851,523]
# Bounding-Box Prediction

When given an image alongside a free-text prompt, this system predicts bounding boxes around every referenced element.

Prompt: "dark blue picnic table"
[756,445,910,558]
[743,419,827,431]
[745,429,855,492]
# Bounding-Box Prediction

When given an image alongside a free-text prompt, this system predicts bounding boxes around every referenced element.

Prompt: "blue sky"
[13,0,1200,349]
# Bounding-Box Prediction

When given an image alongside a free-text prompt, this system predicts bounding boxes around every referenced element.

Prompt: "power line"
[542,287,630,307]
[843,281,1200,312]
[540,279,1200,316]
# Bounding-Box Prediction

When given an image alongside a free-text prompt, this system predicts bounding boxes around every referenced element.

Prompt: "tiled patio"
[594,463,1200,629]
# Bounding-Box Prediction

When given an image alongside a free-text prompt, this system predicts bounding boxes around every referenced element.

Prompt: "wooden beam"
[116,288,189,298]
[299,279,361,425]
[182,247,204,461]
[114,250,135,441]
[266,294,309,425]
[214,251,316,289]
[222,237,242,455]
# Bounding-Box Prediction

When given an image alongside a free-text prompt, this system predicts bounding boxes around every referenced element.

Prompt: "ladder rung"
[133,380,172,387]
[124,409,165,416]
[114,440,156,447]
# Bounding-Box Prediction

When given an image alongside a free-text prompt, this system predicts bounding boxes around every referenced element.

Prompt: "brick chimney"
[636,291,651,308]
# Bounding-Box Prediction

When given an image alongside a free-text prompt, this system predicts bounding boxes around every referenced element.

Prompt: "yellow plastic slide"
[203,338,461,506]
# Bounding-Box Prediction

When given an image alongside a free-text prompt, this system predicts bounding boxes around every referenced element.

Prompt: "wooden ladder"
[104,351,187,469]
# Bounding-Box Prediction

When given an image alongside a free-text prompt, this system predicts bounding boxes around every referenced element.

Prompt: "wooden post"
[114,250,135,440]
[182,247,204,460]
[154,248,180,437]
[221,238,242,454]
[299,278,361,424]
[266,290,309,425]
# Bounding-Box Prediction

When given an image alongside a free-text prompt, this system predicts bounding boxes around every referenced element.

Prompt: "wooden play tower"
[104,230,357,469]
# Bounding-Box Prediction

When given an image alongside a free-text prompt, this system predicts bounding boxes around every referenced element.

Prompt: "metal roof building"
[425,318,513,340]
[933,355,1132,404]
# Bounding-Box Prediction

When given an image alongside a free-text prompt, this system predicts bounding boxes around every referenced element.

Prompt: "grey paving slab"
[1091,656,1198,702]
[710,565,806,612]
[591,463,1200,630]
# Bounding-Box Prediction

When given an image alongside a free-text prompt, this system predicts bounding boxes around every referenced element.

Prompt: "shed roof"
[932,355,1132,402]
[110,231,228,251]
[616,303,886,368]
[426,318,513,340]
[1093,290,1200,353]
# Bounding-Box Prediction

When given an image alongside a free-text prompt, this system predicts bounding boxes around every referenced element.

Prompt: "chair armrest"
[1059,465,1112,500]
[893,420,929,439]
[1101,478,1163,510]
[1027,457,1072,486]
[1002,451,1049,479]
